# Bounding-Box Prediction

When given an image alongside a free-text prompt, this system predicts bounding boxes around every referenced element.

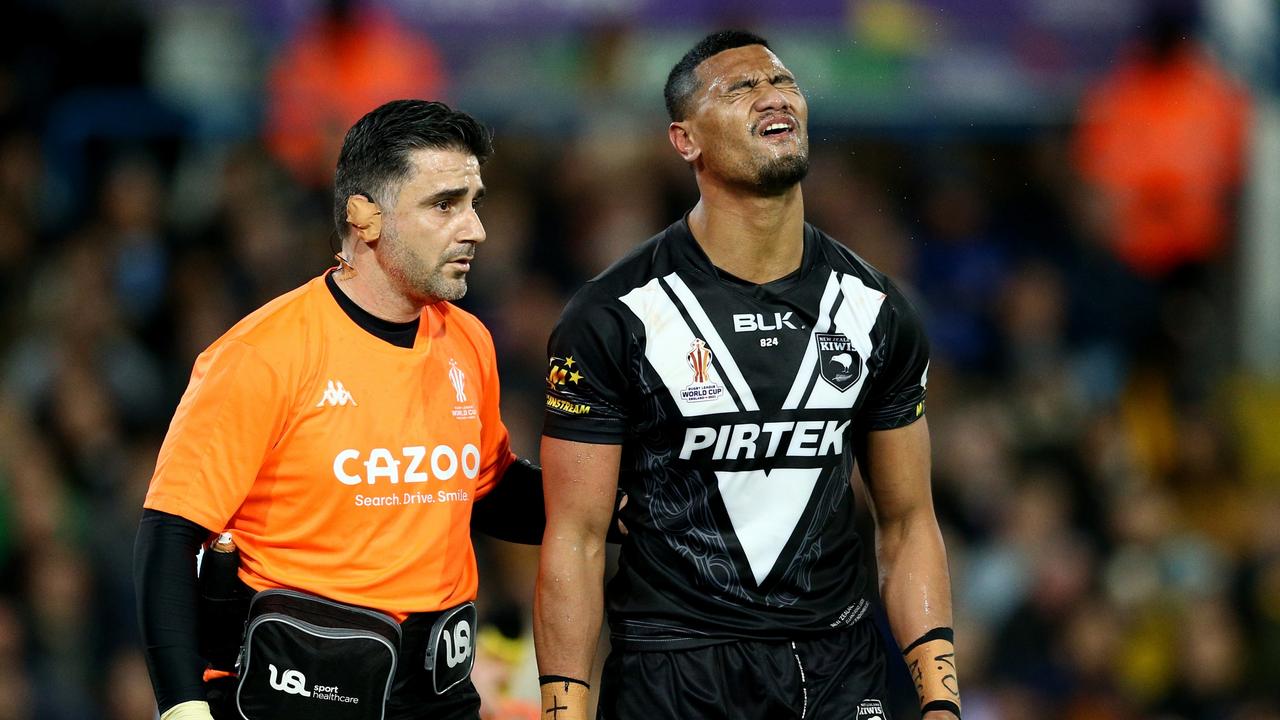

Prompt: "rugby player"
[534,31,960,719]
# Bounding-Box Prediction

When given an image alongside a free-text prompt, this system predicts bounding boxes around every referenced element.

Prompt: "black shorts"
[598,620,891,720]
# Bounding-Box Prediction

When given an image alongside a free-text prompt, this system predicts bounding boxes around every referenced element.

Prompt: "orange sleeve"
[145,340,291,531]
[473,326,515,500]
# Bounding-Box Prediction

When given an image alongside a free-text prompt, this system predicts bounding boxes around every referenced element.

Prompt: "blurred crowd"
[0,1,1278,719]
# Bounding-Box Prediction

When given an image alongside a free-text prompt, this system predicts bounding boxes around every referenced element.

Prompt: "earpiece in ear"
[346,194,383,243]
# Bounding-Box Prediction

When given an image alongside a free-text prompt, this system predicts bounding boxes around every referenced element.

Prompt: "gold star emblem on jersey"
[547,356,582,389]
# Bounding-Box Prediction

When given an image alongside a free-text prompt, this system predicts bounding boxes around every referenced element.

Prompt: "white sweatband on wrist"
[160,700,214,720]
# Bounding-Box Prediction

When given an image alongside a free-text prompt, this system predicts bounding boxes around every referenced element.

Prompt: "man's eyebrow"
[723,72,794,95]
[420,187,470,206]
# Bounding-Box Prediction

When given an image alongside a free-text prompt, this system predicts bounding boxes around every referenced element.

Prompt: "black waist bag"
[235,588,400,720]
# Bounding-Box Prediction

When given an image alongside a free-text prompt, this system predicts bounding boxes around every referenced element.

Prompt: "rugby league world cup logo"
[680,338,724,403]
[689,339,712,384]
[448,359,467,403]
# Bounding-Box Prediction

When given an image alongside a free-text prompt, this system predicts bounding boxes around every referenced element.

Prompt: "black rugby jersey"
[543,216,929,650]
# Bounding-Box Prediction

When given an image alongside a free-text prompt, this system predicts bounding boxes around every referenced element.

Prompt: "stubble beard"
[382,224,469,305]
[752,127,811,196]
[754,151,810,196]
[714,133,811,196]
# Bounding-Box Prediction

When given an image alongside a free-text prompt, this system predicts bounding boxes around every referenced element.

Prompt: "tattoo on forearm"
[936,651,959,697]
[909,651,959,699]
[909,657,922,688]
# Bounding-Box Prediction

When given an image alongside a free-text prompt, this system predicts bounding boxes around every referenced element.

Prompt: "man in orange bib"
[134,100,540,720]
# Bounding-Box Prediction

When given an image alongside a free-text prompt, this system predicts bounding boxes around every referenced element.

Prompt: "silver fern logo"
[448,360,467,403]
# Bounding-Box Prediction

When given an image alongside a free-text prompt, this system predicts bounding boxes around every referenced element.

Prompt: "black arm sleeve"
[134,508,211,713]
[471,458,545,544]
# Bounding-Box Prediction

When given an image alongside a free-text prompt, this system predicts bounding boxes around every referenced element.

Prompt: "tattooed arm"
[858,418,960,719]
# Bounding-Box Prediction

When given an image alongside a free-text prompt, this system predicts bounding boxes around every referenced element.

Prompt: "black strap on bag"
[235,589,401,720]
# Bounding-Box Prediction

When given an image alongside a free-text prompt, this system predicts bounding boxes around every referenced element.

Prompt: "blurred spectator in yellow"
[471,620,539,720]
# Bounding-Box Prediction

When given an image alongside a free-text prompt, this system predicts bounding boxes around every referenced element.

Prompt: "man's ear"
[668,122,700,164]
[345,194,382,244]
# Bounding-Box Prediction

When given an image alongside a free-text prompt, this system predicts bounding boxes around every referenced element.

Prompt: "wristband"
[160,700,214,720]
[903,627,960,718]
[539,676,591,720]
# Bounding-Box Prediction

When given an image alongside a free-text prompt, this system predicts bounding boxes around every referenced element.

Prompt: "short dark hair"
[664,30,771,121]
[333,99,493,238]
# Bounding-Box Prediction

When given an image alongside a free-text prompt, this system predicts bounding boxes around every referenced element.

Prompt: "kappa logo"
[815,333,861,392]
[316,380,357,407]
[268,664,312,697]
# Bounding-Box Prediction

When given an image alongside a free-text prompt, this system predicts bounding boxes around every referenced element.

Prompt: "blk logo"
[268,664,312,697]
[733,312,798,332]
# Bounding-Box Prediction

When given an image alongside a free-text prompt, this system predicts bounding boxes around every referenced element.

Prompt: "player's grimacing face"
[686,44,810,193]
[379,147,486,304]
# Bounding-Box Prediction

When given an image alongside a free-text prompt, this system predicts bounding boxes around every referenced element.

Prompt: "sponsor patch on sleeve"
[545,356,592,416]
[545,395,591,416]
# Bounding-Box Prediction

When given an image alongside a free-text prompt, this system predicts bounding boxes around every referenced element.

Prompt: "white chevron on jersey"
[619,278,742,416]
[782,272,843,409]
[804,274,886,408]
[663,274,759,411]
[716,468,823,586]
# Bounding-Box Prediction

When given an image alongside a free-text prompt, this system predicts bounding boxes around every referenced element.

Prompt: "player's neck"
[334,250,428,323]
[688,183,805,284]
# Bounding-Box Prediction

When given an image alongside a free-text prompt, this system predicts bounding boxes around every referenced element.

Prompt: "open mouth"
[756,115,797,140]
